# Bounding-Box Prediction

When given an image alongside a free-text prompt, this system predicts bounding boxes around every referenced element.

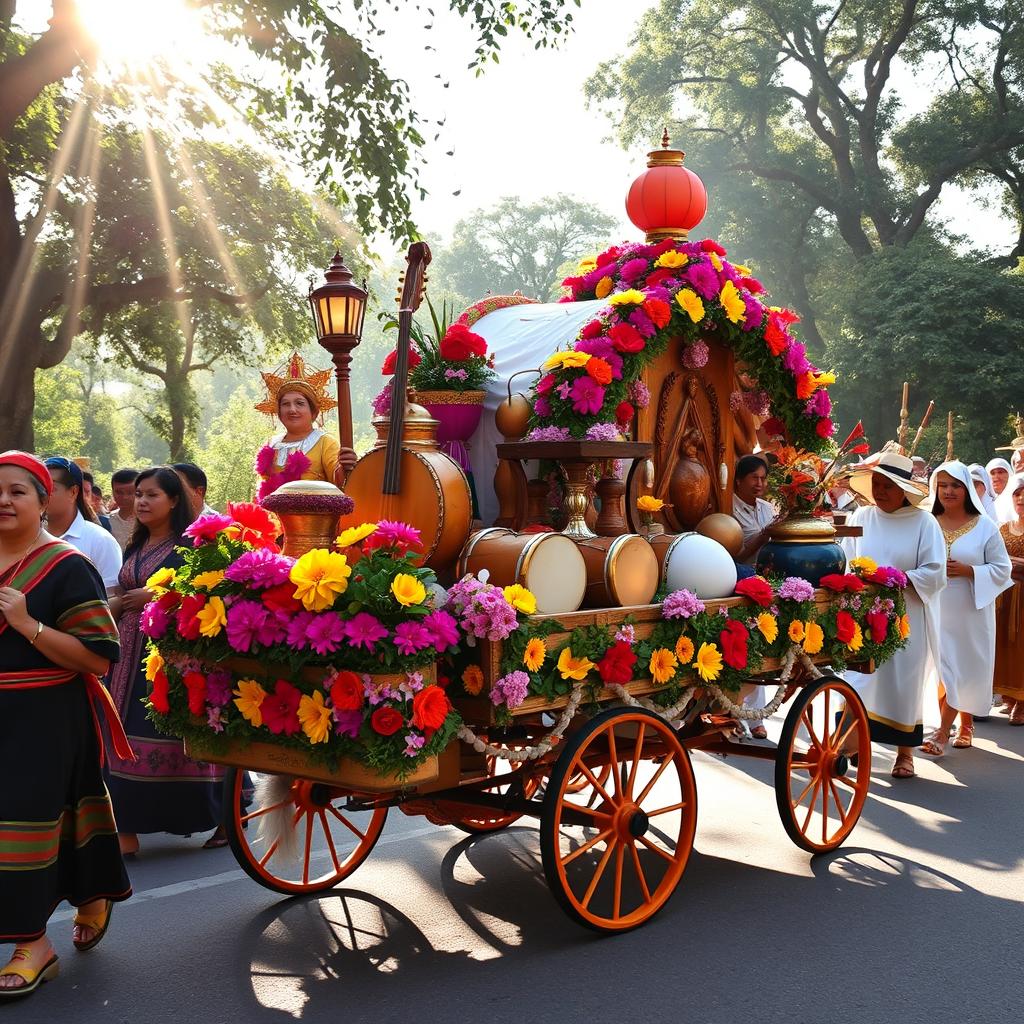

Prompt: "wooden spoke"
[823,688,831,745]
[646,800,689,818]
[625,723,645,800]
[240,799,292,825]
[636,833,676,864]
[576,760,617,808]
[318,810,342,875]
[607,727,620,798]
[628,840,651,904]
[258,838,281,868]
[831,719,858,755]
[792,773,819,809]
[612,843,625,920]
[800,710,824,751]
[301,813,313,886]
[635,753,674,805]
[820,778,830,846]
[560,827,614,867]
[328,803,367,841]
[800,776,823,834]
[580,838,618,911]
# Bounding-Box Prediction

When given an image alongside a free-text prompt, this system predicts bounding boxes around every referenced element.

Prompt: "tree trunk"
[0,335,39,451]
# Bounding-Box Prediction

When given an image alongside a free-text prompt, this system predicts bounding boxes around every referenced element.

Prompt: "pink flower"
[371,384,392,417]
[342,612,389,651]
[184,513,233,547]
[306,613,346,654]
[682,340,709,369]
[619,258,650,282]
[684,259,719,300]
[534,396,552,418]
[333,709,363,739]
[393,621,434,655]
[140,602,169,639]
[224,548,294,588]
[536,373,556,395]
[364,520,422,555]
[570,375,605,415]
[286,610,316,649]
[206,670,233,706]
[423,610,459,652]
[226,599,271,653]
[490,670,530,709]
[255,446,275,476]
[556,381,572,400]
[628,308,656,338]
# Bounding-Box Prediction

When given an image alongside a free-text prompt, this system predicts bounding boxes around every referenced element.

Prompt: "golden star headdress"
[256,352,337,418]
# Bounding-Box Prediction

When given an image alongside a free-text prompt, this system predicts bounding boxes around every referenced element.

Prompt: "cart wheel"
[774,674,871,854]
[223,769,388,895]
[451,753,541,834]
[564,761,611,795]
[540,707,697,932]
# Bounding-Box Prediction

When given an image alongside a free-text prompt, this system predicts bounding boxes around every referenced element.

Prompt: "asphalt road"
[6,696,1023,1024]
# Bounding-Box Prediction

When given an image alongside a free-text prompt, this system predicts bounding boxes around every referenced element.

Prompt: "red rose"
[720,620,749,670]
[371,705,404,736]
[644,268,674,287]
[175,594,207,641]
[412,685,451,733]
[261,582,302,615]
[581,319,604,340]
[734,576,774,607]
[381,347,421,375]
[330,670,364,711]
[597,641,637,685]
[609,322,645,353]
[585,357,613,385]
[816,418,835,439]
[615,400,635,425]
[262,680,302,736]
[439,323,487,361]
[700,239,727,256]
[835,610,856,645]
[866,610,889,644]
[820,574,865,593]
[762,417,786,438]
[149,668,170,714]
[643,297,671,328]
[183,670,207,716]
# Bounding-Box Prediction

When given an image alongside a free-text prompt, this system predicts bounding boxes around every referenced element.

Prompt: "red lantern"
[626,131,707,242]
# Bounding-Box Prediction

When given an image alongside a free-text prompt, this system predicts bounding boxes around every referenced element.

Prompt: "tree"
[196,382,269,508]
[32,364,86,456]
[0,0,578,449]
[431,194,618,301]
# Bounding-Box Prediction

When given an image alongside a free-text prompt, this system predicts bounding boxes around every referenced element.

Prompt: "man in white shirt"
[731,454,778,565]
[44,457,123,594]
[108,467,139,551]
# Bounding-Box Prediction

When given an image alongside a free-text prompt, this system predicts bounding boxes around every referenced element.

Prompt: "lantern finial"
[661,127,671,149]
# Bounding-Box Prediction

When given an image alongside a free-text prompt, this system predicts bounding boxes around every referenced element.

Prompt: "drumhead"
[606,534,660,606]
[517,533,587,614]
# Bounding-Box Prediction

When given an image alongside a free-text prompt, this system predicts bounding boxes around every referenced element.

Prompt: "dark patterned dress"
[0,541,130,943]
[105,539,224,835]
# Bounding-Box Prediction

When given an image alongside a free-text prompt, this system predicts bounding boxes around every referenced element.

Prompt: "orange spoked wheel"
[451,753,542,834]
[774,674,871,854]
[223,769,388,895]
[540,707,697,932]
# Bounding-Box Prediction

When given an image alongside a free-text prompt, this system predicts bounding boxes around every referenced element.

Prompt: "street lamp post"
[308,251,368,450]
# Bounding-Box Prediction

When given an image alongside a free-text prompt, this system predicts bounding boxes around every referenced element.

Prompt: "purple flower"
[806,389,831,418]
[306,613,346,654]
[782,341,811,376]
[371,383,392,417]
[206,706,225,733]
[224,548,294,589]
[619,258,650,283]
[628,308,656,338]
[286,610,316,649]
[423,610,459,652]
[342,612,389,651]
[585,422,621,441]
[534,396,552,418]
[682,340,709,369]
[778,577,815,602]
[333,709,363,739]
[206,670,232,707]
[393,621,434,656]
[444,367,469,381]
[403,732,426,757]
[628,379,651,408]
[226,599,271,653]
[662,588,706,619]
[574,335,615,360]
[525,425,571,442]
[555,380,572,400]
[140,602,169,639]
[684,260,720,300]
[582,264,616,290]
[615,624,636,645]
[570,375,605,415]
[491,670,530,709]
[740,294,764,332]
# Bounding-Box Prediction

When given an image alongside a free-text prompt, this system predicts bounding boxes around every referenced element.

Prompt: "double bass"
[340,241,472,570]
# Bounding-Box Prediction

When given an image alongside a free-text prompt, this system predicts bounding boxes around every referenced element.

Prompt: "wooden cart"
[203,593,872,933]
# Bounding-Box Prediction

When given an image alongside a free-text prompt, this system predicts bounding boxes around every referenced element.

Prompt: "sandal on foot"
[750,725,768,740]
[891,754,916,779]
[920,730,948,756]
[0,949,59,998]
[1010,706,1024,726]
[203,828,229,850]
[73,900,112,951]
[952,727,973,749]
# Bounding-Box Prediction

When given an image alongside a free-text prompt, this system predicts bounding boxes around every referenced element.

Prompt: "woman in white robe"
[921,461,1013,755]
[968,464,998,521]
[841,451,945,778]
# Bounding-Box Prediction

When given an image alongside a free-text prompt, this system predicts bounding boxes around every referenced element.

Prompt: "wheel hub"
[613,802,649,841]
[833,753,850,777]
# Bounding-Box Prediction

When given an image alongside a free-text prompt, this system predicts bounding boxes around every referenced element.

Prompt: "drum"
[577,535,660,608]
[646,532,679,580]
[662,532,738,599]
[457,528,587,614]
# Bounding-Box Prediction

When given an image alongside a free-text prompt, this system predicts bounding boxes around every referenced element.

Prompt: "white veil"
[968,463,998,520]
[994,472,1024,525]
[929,460,987,517]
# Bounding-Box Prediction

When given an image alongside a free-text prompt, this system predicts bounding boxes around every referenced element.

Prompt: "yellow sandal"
[73,900,113,952]
[0,948,59,998]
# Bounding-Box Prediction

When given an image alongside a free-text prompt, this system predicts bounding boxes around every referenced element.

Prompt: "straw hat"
[845,449,930,504]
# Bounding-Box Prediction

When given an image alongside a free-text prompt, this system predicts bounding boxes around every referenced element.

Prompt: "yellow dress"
[257,430,340,501]
[993,523,1024,702]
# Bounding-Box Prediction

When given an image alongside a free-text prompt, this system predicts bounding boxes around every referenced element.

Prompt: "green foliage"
[32,367,86,456]
[196,383,267,508]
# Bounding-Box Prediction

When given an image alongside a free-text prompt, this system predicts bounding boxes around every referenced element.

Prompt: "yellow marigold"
[637,495,667,513]
[195,596,227,639]
[695,642,723,682]
[191,570,225,591]
[756,613,778,644]
[656,249,688,269]
[543,350,592,370]
[462,664,485,696]
[144,649,164,682]
[594,275,614,299]
[649,647,678,684]
[298,690,334,744]
[523,637,546,672]
[233,679,267,728]
[898,614,911,640]
[719,279,746,324]
[503,584,537,615]
[788,619,805,643]
[675,287,705,324]
[608,288,647,307]
[674,634,695,665]
[709,252,723,272]
[146,566,176,596]
[290,549,352,612]
[557,647,594,681]
[391,573,427,608]
[848,622,864,652]
[849,556,878,575]
[336,522,377,549]
[577,255,597,273]
[803,621,825,655]
[732,262,751,275]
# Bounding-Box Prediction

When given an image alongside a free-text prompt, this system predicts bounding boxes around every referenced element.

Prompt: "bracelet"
[28,621,44,646]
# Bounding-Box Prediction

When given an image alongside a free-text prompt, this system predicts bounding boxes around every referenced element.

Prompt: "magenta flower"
[206,670,233,707]
[684,260,720,300]
[393,621,434,656]
[140,602,169,639]
[369,520,422,552]
[570,375,605,415]
[782,341,811,376]
[371,384,392,417]
[423,609,459,652]
[184,513,233,547]
[740,294,764,332]
[286,610,316,649]
[342,612,389,651]
[306,612,346,655]
[628,308,656,338]
[254,446,275,476]
[226,599,271,652]
[333,708,363,739]
[806,389,831,418]
[619,258,650,283]
[534,396,552,418]
[574,335,615,360]
[224,548,294,588]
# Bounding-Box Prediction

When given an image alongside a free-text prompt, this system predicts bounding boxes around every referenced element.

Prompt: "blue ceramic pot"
[755,515,846,587]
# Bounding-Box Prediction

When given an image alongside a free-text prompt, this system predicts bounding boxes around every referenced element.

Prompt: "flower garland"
[254,446,311,503]
[531,238,836,451]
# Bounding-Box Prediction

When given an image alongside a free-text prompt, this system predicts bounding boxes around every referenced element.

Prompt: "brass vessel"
[261,479,353,557]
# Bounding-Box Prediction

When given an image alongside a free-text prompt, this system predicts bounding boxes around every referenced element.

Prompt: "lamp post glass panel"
[309,251,368,448]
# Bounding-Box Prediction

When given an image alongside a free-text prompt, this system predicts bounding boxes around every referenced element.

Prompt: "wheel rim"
[545,710,696,930]
[780,678,871,853]
[452,753,540,832]
[227,771,387,894]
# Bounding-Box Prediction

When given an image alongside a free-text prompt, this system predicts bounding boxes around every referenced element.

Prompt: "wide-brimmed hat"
[845,450,929,504]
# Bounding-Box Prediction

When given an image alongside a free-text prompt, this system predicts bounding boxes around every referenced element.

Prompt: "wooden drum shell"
[340,447,472,571]
[577,534,660,608]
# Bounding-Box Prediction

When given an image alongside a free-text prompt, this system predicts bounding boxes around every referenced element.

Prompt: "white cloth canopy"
[467,299,606,525]
[841,504,946,746]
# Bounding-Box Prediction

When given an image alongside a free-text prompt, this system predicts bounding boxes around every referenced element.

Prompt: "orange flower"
[225,501,281,549]
[585,357,613,385]
[462,664,484,696]
[897,614,911,640]
[412,685,451,732]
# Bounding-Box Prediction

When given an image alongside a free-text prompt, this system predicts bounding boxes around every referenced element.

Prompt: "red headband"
[0,451,54,496]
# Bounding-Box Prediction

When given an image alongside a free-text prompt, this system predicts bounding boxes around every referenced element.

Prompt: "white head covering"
[929,460,986,517]
[986,457,1012,487]
[968,463,998,520]
[994,472,1024,525]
